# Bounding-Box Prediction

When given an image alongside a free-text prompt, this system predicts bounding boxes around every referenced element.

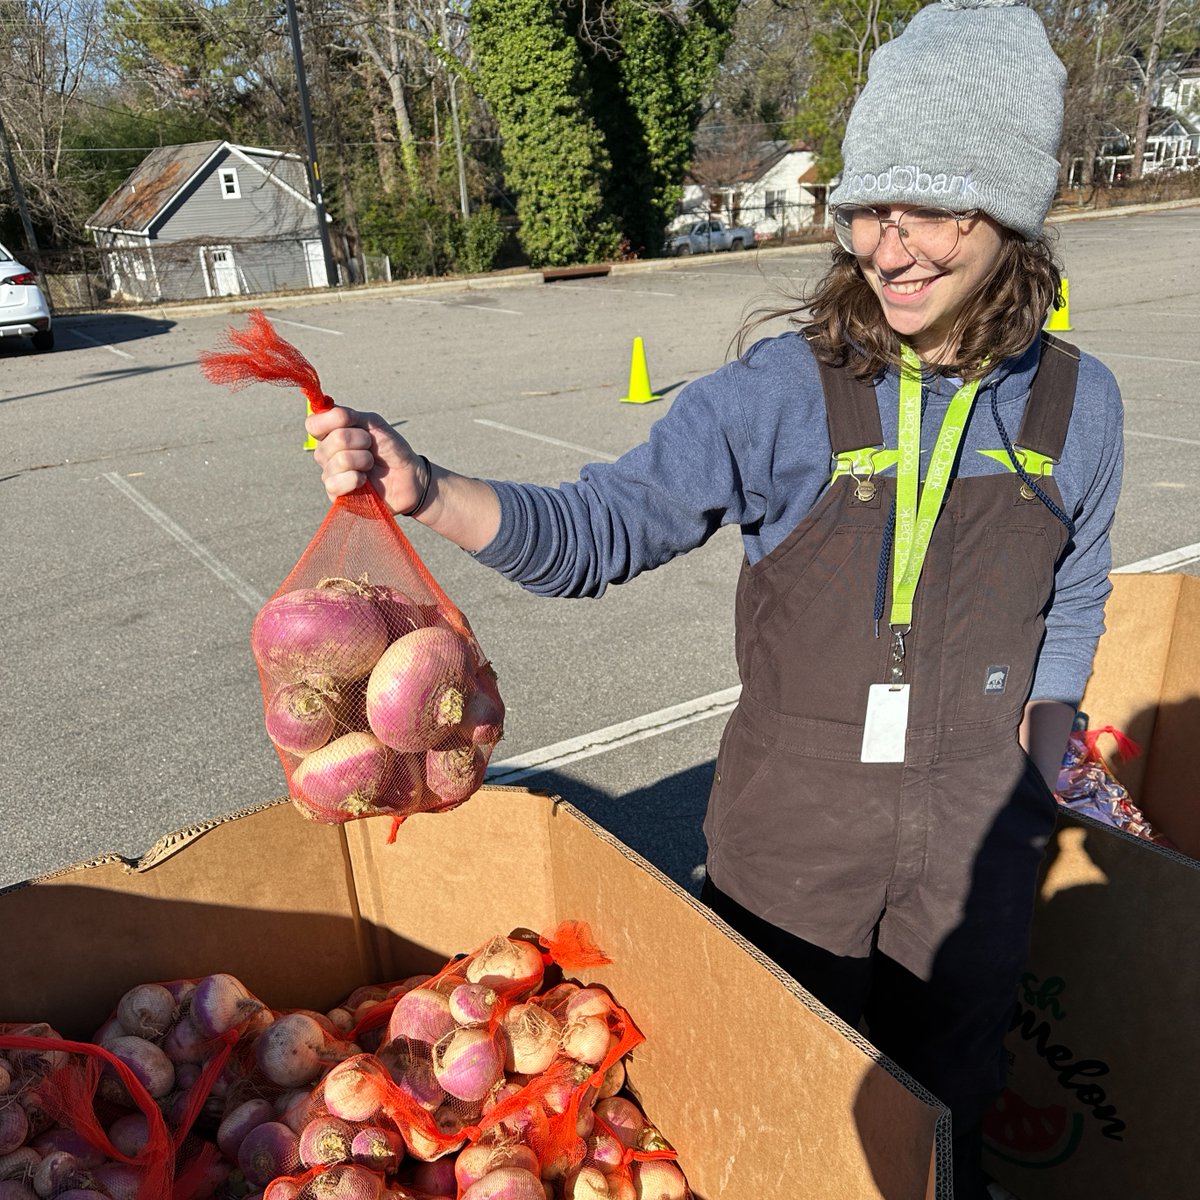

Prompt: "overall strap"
[1015,333,1080,463]
[813,354,885,454]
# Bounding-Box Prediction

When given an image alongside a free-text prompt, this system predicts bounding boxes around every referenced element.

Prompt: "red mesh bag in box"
[199,312,505,840]
[0,1025,192,1199]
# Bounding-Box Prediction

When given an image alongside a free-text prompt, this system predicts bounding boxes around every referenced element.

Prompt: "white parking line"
[1115,542,1200,573]
[270,317,344,335]
[474,418,617,461]
[486,686,741,785]
[104,472,266,609]
[68,329,134,359]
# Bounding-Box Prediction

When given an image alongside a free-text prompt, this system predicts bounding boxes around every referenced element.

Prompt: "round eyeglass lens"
[834,206,967,261]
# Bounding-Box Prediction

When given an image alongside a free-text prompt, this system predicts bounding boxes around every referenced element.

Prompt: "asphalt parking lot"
[2,203,1198,891]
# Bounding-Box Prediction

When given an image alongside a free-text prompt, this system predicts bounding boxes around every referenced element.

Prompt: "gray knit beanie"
[827,0,1066,242]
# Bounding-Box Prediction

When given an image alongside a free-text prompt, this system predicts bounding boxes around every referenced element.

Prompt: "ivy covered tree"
[472,0,617,266]
[473,0,736,266]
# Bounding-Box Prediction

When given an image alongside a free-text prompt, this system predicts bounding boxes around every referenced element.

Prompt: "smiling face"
[858,205,1006,366]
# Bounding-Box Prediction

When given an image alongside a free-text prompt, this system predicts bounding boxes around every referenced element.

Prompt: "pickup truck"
[666,218,757,256]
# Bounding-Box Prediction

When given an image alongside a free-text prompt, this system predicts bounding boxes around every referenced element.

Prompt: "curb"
[55,197,1199,328]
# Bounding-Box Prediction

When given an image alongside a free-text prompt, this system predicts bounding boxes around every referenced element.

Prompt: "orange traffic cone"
[620,337,661,404]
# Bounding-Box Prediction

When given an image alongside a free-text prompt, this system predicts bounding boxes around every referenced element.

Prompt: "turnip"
[564,989,616,1023]
[0,1109,28,1157]
[306,1163,384,1200]
[462,673,505,747]
[106,1113,149,1158]
[365,628,472,752]
[564,1167,625,1200]
[460,1166,547,1200]
[465,937,544,995]
[0,1149,41,1182]
[256,1014,347,1088]
[386,988,456,1049]
[162,1015,210,1065]
[375,1044,441,1111]
[404,1105,467,1163]
[325,1008,355,1036]
[266,683,338,757]
[114,983,176,1041]
[500,1003,561,1076]
[263,1181,302,1200]
[585,1132,625,1174]
[102,1035,175,1099]
[28,1131,103,1172]
[191,973,264,1039]
[32,1151,83,1198]
[277,1090,321,1136]
[0,1182,36,1200]
[593,1100,668,1153]
[432,1029,503,1103]
[90,1162,146,1200]
[594,1058,625,1101]
[425,745,486,808]
[454,1144,541,1194]
[252,582,389,692]
[366,583,432,641]
[299,1115,355,1168]
[237,1122,301,1188]
[349,1126,403,1173]
[629,1160,688,1200]
[320,1056,388,1123]
[292,732,393,822]
[409,1157,456,1197]
[448,983,498,1028]
[217,1098,277,1160]
[560,1017,615,1068]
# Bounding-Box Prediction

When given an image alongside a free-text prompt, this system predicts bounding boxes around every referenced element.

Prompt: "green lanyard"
[890,345,982,631]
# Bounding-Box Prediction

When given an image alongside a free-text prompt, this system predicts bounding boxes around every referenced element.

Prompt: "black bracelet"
[400,455,432,518]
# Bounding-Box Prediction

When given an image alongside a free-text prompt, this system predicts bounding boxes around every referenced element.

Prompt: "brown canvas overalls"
[703,335,1079,1174]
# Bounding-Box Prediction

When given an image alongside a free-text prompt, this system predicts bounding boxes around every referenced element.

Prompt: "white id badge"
[860,683,910,762]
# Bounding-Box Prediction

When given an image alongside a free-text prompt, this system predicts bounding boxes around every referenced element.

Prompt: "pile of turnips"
[0,928,690,1200]
[251,576,505,827]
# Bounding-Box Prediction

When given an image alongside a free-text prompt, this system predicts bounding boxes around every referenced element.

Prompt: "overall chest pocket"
[738,523,892,725]
[953,524,1056,722]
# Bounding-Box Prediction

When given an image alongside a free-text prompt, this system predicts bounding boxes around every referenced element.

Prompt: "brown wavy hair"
[738,228,1063,382]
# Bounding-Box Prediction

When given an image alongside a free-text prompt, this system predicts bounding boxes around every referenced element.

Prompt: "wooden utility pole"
[0,107,39,253]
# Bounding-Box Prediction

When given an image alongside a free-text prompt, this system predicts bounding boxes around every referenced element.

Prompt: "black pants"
[701,877,991,1200]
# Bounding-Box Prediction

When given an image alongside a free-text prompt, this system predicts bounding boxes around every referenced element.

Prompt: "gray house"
[85,141,330,303]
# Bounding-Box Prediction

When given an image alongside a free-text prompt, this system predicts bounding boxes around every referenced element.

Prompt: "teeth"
[890,279,931,295]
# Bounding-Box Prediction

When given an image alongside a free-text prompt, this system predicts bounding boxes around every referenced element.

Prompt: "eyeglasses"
[831,205,980,262]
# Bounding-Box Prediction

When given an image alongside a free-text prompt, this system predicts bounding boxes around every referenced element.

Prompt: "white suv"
[0,243,53,352]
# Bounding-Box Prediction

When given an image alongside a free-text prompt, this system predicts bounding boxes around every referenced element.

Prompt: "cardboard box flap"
[0,802,368,1035]
[1081,574,1200,857]
[545,796,950,1200]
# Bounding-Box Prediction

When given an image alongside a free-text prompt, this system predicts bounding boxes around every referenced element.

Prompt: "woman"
[307,3,1123,1194]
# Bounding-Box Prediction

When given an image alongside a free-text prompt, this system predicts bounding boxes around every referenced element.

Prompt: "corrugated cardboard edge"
[545,792,954,1200]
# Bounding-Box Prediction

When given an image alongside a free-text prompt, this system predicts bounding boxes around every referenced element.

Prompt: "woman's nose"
[873,221,915,271]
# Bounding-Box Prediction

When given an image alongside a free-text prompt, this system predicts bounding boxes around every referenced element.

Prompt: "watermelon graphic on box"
[984,1088,1085,1168]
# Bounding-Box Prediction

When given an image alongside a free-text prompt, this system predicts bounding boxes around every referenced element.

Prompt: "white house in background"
[674,141,827,242]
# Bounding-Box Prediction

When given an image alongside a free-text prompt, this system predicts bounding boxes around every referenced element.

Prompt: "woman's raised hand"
[305,405,426,516]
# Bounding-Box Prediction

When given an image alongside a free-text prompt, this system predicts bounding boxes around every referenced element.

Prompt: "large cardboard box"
[984,573,1200,1199]
[0,787,952,1199]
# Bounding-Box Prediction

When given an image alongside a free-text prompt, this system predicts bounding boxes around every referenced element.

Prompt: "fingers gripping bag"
[199,311,505,840]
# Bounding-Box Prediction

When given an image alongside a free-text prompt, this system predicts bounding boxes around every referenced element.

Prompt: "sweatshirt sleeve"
[1029,355,1124,706]
[472,358,765,598]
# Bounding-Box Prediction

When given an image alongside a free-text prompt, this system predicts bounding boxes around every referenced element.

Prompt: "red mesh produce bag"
[0,1025,183,1199]
[199,311,505,839]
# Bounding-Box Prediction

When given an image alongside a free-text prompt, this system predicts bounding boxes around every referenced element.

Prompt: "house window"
[764,189,786,219]
[218,168,241,199]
